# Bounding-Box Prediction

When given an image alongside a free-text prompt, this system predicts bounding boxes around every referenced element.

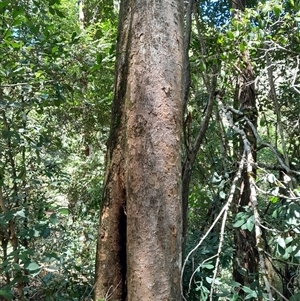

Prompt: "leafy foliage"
[0,0,299,300]
[0,0,116,299]
[182,0,300,300]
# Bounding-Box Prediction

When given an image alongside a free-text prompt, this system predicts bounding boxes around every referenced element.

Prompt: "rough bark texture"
[94,0,184,300]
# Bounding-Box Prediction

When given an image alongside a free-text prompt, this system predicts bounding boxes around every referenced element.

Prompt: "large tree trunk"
[94,0,184,300]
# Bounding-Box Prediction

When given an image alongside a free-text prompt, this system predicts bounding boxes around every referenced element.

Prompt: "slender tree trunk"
[94,0,184,300]
[181,2,218,253]
[231,0,259,295]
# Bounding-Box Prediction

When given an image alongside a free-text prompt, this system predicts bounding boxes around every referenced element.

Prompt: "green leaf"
[233,218,245,228]
[12,6,24,18]
[199,61,206,71]
[219,191,226,199]
[202,263,214,269]
[50,213,58,225]
[217,35,224,44]
[12,263,22,271]
[97,53,103,64]
[51,46,58,54]
[42,227,51,238]
[227,31,234,39]
[49,6,55,15]
[273,5,282,18]
[55,8,65,18]
[26,261,40,271]
[0,1,9,9]
[242,286,253,294]
[242,286,257,299]
[245,291,257,299]
[260,117,265,126]
[71,31,77,41]
[290,292,300,301]
[49,0,60,5]
[245,216,254,232]
[239,42,246,52]
[44,252,60,260]
[269,196,279,203]
[0,289,13,300]
[90,64,102,72]
[58,208,69,215]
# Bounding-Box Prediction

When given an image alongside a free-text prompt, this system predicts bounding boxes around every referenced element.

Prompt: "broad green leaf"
[42,227,51,238]
[245,216,254,232]
[50,213,58,225]
[0,1,9,9]
[26,261,40,271]
[245,291,257,299]
[269,196,279,203]
[55,8,65,18]
[12,263,22,271]
[227,31,234,39]
[97,53,103,64]
[233,219,245,228]
[49,6,55,15]
[239,42,246,52]
[277,244,286,256]
[58,208,69,215]
[242,286,257,298]
[202,263,214,269]
[273,5,282,18]
[242,286,253,294]
[219,191,226,199]
[49,0,60,5]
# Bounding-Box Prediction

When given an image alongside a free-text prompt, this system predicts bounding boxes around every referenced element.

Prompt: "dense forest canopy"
[0,0,299,300]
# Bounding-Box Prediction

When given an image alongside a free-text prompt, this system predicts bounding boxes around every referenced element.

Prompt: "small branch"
[181,151,245,301]
[225,106,300,176]
[265,43,290,169]
[0,80,55,88]
[265,251,300,267]
[188,254,218,295]
[270,284,290,301]
[254,183,300,201]
[209,184,231,301]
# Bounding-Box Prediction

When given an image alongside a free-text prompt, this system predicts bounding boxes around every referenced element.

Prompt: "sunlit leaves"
[233,211,254,232]
[242,286,258,299]
[0,0,114,298]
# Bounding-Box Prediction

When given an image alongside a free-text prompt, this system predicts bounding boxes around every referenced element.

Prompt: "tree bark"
[231,0,259,295]
[94,0,184,300]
